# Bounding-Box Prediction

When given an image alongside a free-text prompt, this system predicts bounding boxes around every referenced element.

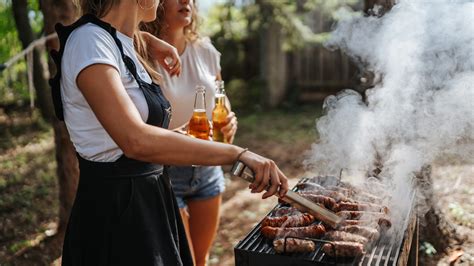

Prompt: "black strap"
[49,14,147,121]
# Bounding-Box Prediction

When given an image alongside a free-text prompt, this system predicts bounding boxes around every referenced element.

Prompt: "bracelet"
[236,148,249,162]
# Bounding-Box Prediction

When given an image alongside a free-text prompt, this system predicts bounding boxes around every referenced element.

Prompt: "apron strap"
[49,14,146,121]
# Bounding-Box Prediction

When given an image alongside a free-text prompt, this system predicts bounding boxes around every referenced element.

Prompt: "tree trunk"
[39,0,78,237]
[261,22,287,108]
[415,166,463,253]
[11,0,54,120]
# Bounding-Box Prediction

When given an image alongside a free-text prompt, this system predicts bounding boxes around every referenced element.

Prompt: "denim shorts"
[167,165,225,209]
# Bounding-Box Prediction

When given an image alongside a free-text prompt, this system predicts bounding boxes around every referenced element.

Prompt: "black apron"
[49,14,193,266]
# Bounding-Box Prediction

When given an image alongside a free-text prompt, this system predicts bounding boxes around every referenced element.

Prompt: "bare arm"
[76,64,288,198]
[140,31,181,77]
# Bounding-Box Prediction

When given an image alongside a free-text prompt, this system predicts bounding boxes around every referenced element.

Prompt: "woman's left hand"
[142,32,181,77]
[221,112,238,144]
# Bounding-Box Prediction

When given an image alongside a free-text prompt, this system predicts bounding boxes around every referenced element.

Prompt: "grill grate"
[234,178,416,266]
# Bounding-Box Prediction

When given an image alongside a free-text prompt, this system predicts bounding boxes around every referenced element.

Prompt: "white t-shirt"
[157,37,221,129]
[61,23,152,162]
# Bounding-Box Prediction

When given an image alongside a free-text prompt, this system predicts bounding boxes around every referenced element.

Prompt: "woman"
[141,1,235,265]
[50,0,288,265]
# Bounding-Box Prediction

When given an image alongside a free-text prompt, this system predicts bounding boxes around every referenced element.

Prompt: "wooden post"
[261,22,287,107]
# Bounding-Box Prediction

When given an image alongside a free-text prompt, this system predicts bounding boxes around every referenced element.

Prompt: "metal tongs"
[231,161,343,229]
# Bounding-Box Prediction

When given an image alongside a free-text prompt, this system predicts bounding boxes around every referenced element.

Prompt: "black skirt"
[62,156,193,266]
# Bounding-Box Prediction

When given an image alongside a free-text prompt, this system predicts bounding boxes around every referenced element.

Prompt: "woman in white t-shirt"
[51,0,288,265]
[142,1,237,265]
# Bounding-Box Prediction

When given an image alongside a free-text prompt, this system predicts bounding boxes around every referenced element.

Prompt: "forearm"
[127,124,243,166]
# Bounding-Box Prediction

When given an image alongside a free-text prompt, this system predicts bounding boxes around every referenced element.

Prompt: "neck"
[160,26,187,55]
[101,3,140,37]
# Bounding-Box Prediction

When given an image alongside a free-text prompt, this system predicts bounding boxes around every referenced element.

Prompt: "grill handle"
[231,161,343,229]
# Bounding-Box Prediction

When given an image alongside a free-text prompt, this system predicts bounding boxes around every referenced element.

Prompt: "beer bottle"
[212,80,229,143]
[188,85,210,140]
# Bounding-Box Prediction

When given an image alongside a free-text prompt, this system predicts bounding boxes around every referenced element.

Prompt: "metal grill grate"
[234,179,417,266]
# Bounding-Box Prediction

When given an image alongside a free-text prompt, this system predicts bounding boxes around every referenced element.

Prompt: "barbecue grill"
[234,177,419,266]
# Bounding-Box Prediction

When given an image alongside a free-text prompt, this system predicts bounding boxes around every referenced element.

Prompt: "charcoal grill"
[234,177,419,266]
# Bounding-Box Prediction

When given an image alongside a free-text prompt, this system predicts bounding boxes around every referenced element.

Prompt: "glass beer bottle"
[212,80,229,143]
[187,85,210,140]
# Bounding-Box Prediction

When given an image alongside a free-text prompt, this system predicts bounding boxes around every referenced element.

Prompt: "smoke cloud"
[305,0,474,240]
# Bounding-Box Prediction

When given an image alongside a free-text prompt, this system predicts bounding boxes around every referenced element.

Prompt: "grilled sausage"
[325,231,369,245]
[273,238,316,253]
[335,202,389,214]
[298,193,338,210]
[339,225,380,241]
[272,207,301,217]
[322,241,365,257]
[340,218,391,229]
[298,189,351,202]
[336,210,387,220]
[327,186,382,202]
[262,213,315,228]
[261,224,326,240]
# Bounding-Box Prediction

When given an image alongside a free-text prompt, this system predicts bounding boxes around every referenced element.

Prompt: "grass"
[0,116,58,263]
[235,105,322,145]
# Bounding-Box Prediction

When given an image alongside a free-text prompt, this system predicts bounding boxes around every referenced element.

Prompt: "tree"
[12,0,79,240]
[11,0,53,120]
[39,0,79,240]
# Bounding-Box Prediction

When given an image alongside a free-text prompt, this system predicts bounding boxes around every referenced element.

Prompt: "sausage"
[339,225,380,241]
[340,218,391,229]
[262,213,315,228]
[322,241,365,257]
[336,211,387,220]
[273,238,316,253]
[298,193,338,210]
[325,231,369,245]
[326,186,382,202]
[298,189,351,202]
[272,207,301,217]
[261,224,326,240]
[335,201,389,214]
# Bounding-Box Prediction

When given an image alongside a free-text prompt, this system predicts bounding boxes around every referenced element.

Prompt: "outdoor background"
[0,0,472,265]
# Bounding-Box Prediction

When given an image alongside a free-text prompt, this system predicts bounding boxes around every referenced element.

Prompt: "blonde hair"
[74,0,162,82]
[140,0,199,42]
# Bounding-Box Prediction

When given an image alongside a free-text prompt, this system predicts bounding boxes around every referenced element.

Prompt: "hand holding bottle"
[212,80,231,143]
[220,112,237,144]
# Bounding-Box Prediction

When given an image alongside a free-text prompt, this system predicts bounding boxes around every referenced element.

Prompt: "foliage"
[0,0,44,105]
[0,1,22,63]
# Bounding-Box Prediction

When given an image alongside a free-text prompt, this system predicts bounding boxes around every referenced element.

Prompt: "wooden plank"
[397,214,418,266]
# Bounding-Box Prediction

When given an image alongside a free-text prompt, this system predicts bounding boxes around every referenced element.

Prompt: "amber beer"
[188,86,210,140]
[212,80,229,143]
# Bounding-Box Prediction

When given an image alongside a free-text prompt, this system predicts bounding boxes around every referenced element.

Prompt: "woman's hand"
[141,32,181,77]
[172,122,188,135]
[221,112,237,144]
[238,150,289,199]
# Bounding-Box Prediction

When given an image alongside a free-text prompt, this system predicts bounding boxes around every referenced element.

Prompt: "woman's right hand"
[238,150,289,199]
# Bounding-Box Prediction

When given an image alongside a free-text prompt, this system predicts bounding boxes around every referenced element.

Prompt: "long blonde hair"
[140,0,199,42]
[74,0,162,82]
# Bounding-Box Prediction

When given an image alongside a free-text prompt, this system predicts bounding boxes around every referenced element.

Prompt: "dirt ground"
[1,107,473,265]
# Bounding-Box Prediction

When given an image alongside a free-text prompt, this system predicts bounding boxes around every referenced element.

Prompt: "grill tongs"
[231,161,343,229]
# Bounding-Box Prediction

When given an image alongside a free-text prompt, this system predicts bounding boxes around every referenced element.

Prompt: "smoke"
[305,0,474,239]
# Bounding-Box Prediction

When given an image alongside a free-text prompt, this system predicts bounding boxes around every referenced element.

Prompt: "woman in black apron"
[50,1,288,265]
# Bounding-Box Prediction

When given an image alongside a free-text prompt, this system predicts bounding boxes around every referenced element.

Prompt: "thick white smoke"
[305,0,474,239]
